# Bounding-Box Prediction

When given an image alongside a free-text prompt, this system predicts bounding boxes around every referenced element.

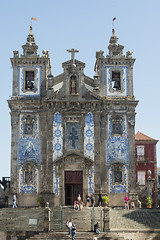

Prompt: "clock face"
[24,123,34,135]
[112,123,122,135]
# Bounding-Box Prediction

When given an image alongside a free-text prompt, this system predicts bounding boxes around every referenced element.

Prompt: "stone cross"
[67,48,79,64]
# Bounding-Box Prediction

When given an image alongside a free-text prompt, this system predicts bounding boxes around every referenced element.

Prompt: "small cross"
[69,127,78,148]
[67,48,79,64]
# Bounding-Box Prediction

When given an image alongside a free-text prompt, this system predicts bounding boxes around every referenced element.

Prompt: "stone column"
[10,112,19,194]
[44,202,51,232]
[103,207,110,232]
[146,170,155,199]
[127,111,137,192]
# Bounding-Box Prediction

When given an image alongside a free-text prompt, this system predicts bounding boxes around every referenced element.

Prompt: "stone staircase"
[26,208,160,240]
[0,207,160,239]
[50,206,103,232]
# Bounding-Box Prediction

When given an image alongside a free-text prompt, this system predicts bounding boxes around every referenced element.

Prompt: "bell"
[27,81,34,89]
[113,80,120,89]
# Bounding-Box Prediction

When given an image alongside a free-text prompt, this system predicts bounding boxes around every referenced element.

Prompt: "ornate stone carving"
[126,51,133,58]
[13,50,19,58]
[42,50,49,58]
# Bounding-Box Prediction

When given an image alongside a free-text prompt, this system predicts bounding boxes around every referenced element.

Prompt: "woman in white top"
[77,194,81,202]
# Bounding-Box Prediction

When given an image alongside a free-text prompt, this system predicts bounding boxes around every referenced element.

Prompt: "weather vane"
[112,16,116,29]
[31,17,38,27]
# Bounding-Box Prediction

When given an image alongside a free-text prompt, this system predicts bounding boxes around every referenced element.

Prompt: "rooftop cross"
[67,48,79,64]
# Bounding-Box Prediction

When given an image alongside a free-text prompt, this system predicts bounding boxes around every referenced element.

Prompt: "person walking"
[67,219,72,237]
[13,194,17,208]
[71,223,76,240]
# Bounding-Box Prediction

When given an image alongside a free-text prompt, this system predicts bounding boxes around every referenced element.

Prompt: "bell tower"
[8,26,52,206]
[94,28,135,98]
[93,28,138,197]
[10,26,51,97]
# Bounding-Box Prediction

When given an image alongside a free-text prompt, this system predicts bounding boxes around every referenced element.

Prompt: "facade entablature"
[97,58,136,67]
[10,57,50,67]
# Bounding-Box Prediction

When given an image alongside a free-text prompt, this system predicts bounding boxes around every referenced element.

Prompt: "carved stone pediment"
[54,152,93,166]
[111,160,124,167]
[64,106,81,112]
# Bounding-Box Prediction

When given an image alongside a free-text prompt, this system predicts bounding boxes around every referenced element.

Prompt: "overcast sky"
[0,0,160,179]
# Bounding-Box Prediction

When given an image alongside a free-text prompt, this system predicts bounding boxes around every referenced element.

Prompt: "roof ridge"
[135,131,158,142]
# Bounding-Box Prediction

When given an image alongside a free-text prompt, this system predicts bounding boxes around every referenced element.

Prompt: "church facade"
[8,26,138,207]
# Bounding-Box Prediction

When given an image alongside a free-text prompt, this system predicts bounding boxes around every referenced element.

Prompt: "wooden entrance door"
[65,171,83,205]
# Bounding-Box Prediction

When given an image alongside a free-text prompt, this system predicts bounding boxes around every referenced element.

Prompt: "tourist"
[71,223,76,240]
[74,200,79,210]
[138,199,142,208]
[86,192,90,207]
[130,200,135,209]
[77,194,81,203]
[124,195,130,210]
[91,194,95,207]
[67,219,72,237]
[94,222,100,234]
[98,192,103,207]
[79,200,83,210]
[12,194,17,208]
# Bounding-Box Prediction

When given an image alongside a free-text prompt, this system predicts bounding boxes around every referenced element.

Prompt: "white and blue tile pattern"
[88,166,94,195]
[84,113,94,160]
[53,112,63,160]
[53,166,59,195]
[106,115,129,193]
[17,114,40,193]
[19,167,39,193]
[53,112,62,195]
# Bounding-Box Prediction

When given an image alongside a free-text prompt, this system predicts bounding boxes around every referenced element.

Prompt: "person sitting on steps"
[94,222,100,234]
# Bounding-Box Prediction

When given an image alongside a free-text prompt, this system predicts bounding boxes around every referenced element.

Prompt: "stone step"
[50,207,103,232]
[109,209,160,230]
[26,231,125,240]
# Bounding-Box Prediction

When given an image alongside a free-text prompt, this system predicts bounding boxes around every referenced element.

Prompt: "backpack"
[66,220,69,228]
[72,224,76,231]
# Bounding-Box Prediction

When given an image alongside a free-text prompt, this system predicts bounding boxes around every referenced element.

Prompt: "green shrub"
[146,197,152,206]
[102,196,109,203]
[36,196,44,206]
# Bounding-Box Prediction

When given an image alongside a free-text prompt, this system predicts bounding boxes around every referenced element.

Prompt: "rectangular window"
[112,71,121,90]
[137,145,144,156]
[25,71,35,90]
[137,171,145,185]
